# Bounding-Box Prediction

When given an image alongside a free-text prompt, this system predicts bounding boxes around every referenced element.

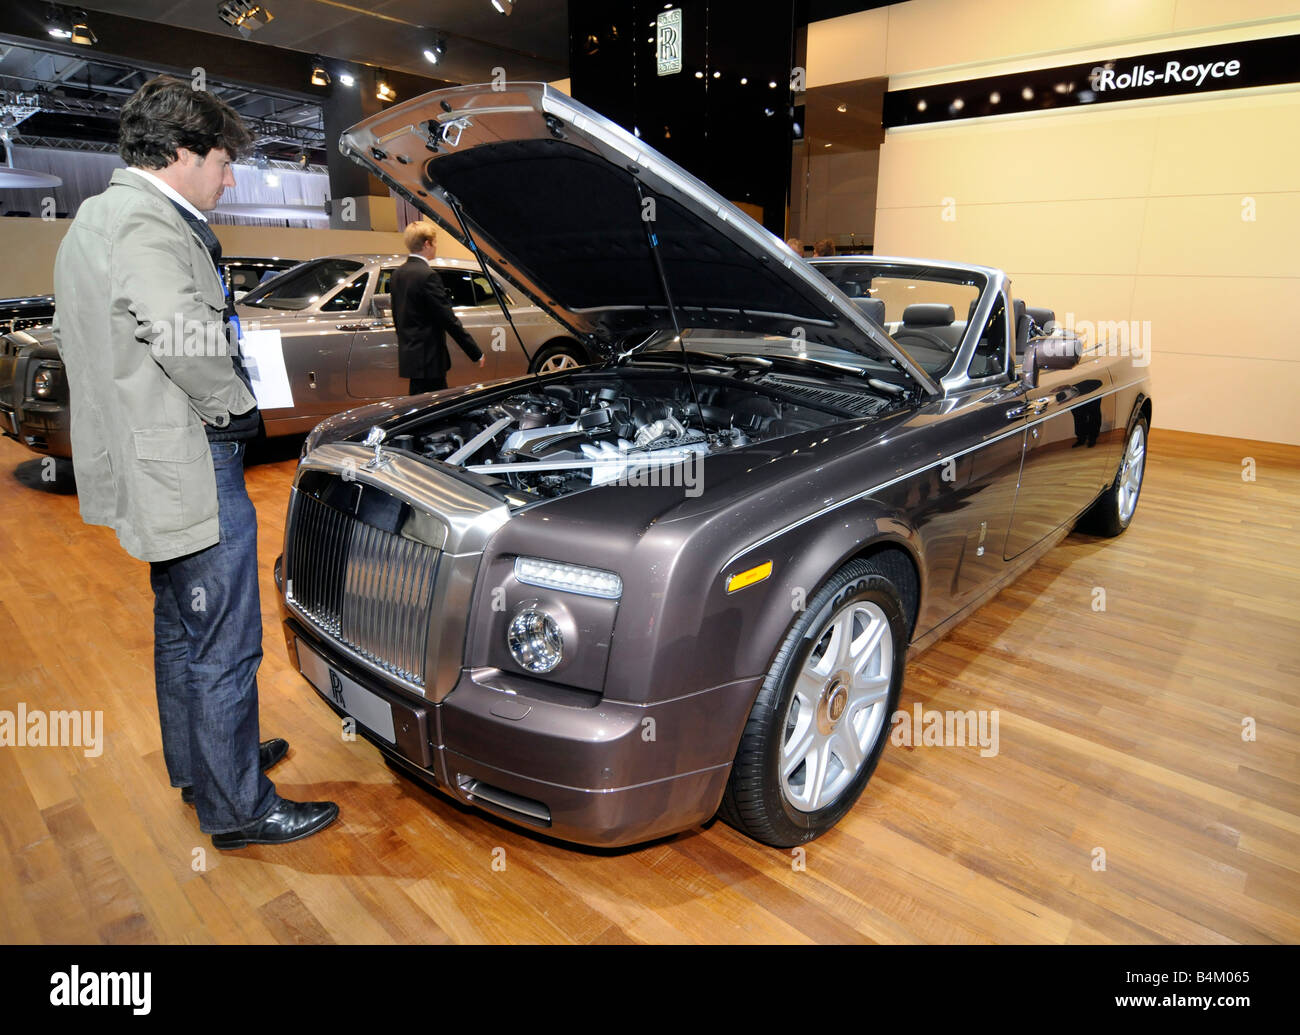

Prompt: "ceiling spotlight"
[310,57,330,87]
[1021,85,1034,101]
[217,1,274,38]
[69,10,96,45]
[338,71,355,87]
[296,151,308,168]
[45,4,72,38]
[422,36,447,64]
[836,103,847,113]
[491,0,514,14]
[376,73,396,103]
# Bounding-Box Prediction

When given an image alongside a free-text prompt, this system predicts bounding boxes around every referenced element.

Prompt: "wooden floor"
[0,428,1297,944]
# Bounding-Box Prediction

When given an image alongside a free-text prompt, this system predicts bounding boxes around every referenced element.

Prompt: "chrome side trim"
[722,377,1147,570]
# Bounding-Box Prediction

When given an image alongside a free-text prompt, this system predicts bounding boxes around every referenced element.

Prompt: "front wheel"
[529,340,587,374]
[719,558,905,847]
[1080,416,1147,537]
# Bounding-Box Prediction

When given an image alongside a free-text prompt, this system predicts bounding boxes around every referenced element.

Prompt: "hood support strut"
[446,191,536,372]
[634,179,706,434]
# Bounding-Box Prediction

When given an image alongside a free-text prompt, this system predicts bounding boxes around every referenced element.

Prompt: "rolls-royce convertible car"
[278,84,1151,848]
[1,253,588,457]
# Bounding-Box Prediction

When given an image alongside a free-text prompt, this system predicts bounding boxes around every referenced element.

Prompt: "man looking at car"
[51,75,338,849]
[392,219,485,393]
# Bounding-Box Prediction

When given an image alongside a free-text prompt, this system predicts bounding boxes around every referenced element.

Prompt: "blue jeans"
[150,439,279,834]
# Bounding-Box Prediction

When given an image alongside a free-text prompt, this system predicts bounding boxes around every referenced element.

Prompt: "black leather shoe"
[180,738,290,805]
[211,800,340,850]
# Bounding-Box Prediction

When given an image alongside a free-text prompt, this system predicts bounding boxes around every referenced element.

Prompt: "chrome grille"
[286,489,439,688]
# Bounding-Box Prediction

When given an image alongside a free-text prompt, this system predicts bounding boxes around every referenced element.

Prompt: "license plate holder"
[297,639,397,744]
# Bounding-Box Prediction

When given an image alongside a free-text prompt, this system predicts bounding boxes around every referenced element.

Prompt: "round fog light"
[33,368,55,398]
[507,608,563,674]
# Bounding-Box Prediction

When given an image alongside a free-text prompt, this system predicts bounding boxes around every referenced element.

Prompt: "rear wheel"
[719,558,905,847]
[530,340,587,374]
[1080,416,1147,537]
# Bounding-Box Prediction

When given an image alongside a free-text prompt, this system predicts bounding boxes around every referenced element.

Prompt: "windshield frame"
[809,256,1010,394]
[240,257,366,312]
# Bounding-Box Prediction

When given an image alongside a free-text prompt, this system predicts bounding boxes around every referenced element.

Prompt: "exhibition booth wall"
[0,219,474,299]
[809,0,1300,445]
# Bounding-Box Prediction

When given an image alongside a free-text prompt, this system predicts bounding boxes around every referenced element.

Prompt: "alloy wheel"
[780,600,893,812]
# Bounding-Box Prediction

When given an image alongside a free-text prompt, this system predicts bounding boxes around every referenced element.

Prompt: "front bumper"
[279,589,758,848]
[9,400,70,457]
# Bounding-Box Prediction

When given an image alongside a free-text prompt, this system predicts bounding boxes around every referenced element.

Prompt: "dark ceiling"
[76,0,571,86]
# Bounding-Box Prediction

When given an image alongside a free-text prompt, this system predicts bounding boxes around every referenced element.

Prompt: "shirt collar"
[410,252,433,265]
[126,167,207,222]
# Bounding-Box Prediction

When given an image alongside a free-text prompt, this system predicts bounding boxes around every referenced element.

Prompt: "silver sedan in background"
[237,253,592,437]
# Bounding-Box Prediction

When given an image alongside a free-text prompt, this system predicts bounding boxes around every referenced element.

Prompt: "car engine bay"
[381,373,891,501]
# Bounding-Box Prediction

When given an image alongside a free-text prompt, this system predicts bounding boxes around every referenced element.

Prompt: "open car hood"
[339,82,938,396]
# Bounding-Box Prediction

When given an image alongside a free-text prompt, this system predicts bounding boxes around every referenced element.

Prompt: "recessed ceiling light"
[836,103,847,113]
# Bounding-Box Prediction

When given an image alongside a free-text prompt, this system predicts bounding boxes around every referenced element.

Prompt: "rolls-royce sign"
[884,32,1299,128]
[657,8,682,76]
[1090,58,1240,93]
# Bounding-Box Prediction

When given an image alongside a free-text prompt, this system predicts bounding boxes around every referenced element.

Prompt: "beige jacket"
[51,169,257,562]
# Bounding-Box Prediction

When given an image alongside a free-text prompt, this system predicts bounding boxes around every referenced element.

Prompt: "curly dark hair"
[118,75,252,168]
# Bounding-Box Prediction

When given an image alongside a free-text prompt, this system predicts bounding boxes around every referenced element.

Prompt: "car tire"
[529,340,587,374]
[1080,415,1148,537]
[719,557,906,847]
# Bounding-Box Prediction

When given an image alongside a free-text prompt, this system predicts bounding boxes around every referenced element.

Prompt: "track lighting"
[46,4,94,43]
[217,1,274,38]
[422,36,447,65]
[310,57,330,87]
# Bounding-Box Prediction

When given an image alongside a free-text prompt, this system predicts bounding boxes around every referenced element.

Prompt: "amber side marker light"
[726,561,773,593]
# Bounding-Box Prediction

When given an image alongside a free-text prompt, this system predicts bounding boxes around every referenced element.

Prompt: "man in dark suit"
[391,219,484,393]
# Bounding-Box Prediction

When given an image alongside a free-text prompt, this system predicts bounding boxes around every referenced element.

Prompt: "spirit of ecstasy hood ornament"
[363,425,390,469]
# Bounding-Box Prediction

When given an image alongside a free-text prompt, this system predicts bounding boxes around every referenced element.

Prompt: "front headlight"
[514,556,622,599]
[507,607,564,674]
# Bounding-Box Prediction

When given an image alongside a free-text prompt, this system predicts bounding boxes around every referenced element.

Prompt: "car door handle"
[335,321,379,331]
[1006,397,1051,419]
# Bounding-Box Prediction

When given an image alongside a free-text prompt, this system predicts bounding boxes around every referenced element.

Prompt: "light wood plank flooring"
[0,429,1296,944]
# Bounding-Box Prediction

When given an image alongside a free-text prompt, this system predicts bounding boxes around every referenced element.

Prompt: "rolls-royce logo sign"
[657,8,682,76]
[884,32,1298,128]
[329,668,346,707]
[1089,58,1241,93]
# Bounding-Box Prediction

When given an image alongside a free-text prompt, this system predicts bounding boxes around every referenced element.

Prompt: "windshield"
[241,258,364,310]
[638,328,903,380]
[813,262,988,378]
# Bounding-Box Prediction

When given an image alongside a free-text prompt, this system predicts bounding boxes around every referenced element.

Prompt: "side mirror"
[1022,334,1082,388]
